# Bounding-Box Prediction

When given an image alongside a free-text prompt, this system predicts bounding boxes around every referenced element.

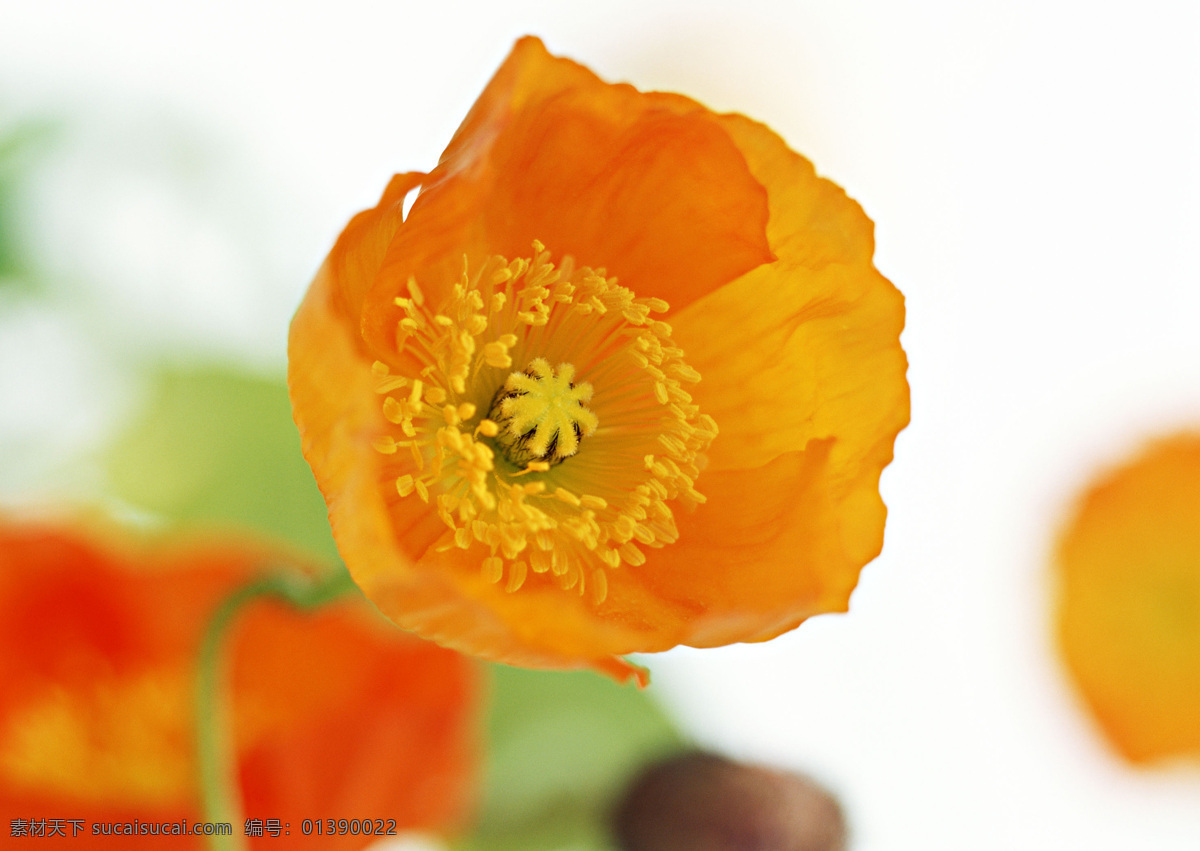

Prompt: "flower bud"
[612,751,846,851]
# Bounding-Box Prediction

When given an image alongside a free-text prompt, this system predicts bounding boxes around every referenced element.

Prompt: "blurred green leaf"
[0,118,57,290]
[105,364,339,563]
[454,665,686,851]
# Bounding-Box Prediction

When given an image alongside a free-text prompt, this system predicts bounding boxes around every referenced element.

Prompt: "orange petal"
[289,247,448,566]
[1055,434,1200,764]
[363,541,681,670]
[673,112,909,477]
[651,115,907,646]
[462,87,775,311]
[361,36,773,356]
[336,172,424,323]
[235,603,478,842]
[632,439,862,648]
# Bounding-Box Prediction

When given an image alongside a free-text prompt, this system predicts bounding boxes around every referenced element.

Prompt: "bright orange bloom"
[288,37,909,681]
[0,521,478,847]
[1055,434,1200,764]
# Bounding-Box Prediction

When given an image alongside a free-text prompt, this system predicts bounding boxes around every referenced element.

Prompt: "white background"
[2,1,1199,848]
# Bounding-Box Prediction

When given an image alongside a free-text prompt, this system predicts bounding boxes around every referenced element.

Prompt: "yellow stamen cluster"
[371,241,717,604]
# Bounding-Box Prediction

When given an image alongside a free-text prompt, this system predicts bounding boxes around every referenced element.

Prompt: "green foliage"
[105,364,339,563]
[0,119,56,291]
[454,665,686,851]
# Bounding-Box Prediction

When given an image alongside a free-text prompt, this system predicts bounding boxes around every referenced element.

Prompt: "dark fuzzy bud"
[612,751,847,851]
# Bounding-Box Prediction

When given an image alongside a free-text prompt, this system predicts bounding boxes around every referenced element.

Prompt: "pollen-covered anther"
[369,241,716,606]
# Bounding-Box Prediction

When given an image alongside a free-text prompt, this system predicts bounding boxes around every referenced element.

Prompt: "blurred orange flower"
[1056,434,1200,764]
[288,36,909,681]
[0,521,478,847]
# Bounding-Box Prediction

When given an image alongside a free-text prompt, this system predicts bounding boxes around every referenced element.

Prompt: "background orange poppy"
[0,522,478,849]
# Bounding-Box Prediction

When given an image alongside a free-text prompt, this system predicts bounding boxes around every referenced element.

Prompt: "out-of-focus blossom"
[0,520,478,847]
[1055,434,1200,763]
[288,36,909,680]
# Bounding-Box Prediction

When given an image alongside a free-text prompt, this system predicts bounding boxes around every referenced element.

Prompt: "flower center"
[488,359,598,467]
[370,241,717,604]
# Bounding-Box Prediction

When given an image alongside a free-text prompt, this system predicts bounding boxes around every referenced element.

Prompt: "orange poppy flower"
[1055,434,1200,764]
[288,36,909,681]
[0,521,478,847]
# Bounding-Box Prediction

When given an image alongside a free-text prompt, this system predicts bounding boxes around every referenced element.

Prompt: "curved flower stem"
[194,567,359,851]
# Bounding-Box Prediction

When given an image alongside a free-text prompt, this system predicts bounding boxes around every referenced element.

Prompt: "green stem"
[194,568,358,851]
